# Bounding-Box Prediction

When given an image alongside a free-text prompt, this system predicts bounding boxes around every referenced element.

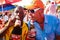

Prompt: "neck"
[39,23,44,30]
[39,18,44,30]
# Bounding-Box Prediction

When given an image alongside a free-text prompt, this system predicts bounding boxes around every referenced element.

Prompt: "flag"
[5,0,21,4]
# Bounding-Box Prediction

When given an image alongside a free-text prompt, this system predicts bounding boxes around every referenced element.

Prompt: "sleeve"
[56,19,60,35]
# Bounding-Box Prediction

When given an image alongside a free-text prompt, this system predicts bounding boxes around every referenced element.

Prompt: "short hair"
[23,8,27,10]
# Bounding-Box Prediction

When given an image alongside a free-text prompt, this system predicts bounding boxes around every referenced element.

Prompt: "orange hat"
[25,0,44,9]
[34,0,44,9]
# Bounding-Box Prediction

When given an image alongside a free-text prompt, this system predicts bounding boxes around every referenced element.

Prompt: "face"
[31,9,44,24]
[23,10,28,15]
[28,11,34,22]
[15,6,25,21]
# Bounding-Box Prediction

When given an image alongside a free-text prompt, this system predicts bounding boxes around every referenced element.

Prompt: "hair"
[23,8,27,10]
[5,12,8,15]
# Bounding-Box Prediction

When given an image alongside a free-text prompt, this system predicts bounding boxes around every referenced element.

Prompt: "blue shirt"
[27,15,59,40]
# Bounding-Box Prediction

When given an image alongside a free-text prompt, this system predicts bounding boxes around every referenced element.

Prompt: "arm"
[0,18,16,34]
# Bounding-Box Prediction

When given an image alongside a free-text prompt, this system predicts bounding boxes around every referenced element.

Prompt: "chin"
[37,18,44,24]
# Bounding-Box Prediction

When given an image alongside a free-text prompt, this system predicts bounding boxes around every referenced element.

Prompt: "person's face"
[16,12,24,21]
[31,9,44,24]
[24,10,28,15]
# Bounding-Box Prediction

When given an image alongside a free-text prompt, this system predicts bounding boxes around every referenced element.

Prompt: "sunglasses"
[29,8,44,13]
[29,10,35,13]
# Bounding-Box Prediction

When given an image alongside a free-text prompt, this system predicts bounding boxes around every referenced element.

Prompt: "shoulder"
[45,15,59,23]
[45,15,58,20]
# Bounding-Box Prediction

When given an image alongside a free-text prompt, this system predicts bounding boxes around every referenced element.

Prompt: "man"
[4,6,28,40]
[27,2,60,40]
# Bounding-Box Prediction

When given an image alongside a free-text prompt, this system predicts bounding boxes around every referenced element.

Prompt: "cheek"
[19,15,24,20]
[34,13,39,19]
[34,14,44,21]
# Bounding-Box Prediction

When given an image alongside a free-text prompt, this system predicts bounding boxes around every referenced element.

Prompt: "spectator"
[5,6,28,40]
[27,1,60,40]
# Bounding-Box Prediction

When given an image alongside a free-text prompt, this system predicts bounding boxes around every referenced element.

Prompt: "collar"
[44,15,48,24]
[34,15,48,24]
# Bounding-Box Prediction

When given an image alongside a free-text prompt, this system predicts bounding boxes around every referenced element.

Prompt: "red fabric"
[56,35,60,40]
[0,20,2,24]
[11,34,21,40]
[0,19,4,29]
[5,0,21,4]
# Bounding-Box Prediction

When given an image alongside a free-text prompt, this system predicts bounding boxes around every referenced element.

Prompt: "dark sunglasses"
[29,8,44,13]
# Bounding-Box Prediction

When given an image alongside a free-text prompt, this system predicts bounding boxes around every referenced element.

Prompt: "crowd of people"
[0,0,60,40]
[44,0,60,18]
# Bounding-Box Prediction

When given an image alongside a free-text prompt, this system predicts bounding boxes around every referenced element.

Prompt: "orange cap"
[25,0,44,9]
